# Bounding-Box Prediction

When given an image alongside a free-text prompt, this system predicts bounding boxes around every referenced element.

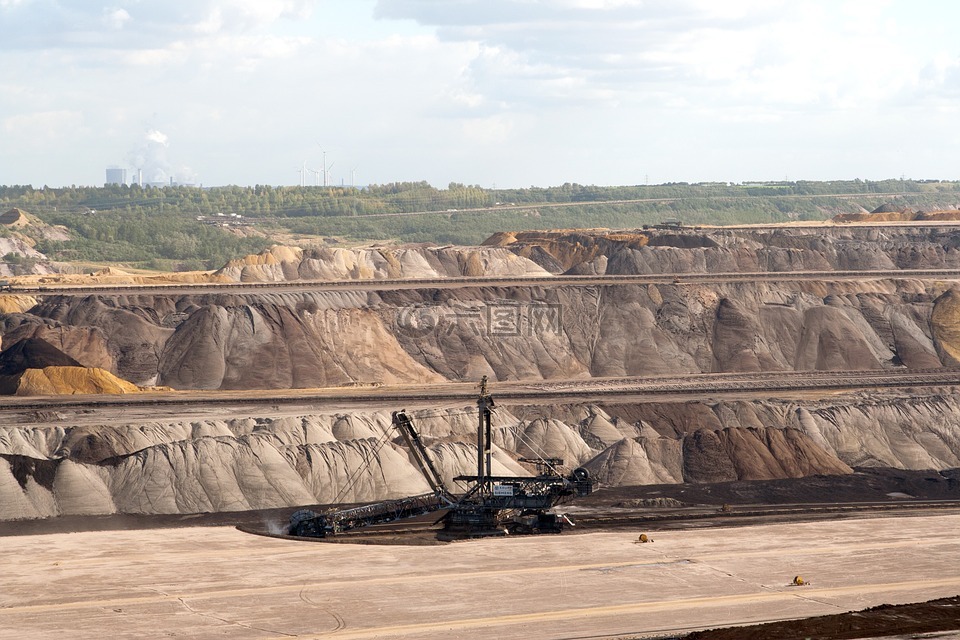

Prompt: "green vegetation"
[2,179,960,269]
[1,252,39,275]
[30,210,270,270]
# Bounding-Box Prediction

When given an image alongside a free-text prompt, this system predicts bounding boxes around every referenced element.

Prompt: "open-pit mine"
[4,218,960,638]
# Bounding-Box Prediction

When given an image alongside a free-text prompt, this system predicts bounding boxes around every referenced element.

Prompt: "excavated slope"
[7,226,960,389]
[487,226,960,274]
[0,337,81,373]
[4,225,960,518]
[0,315,113,371]
[8,389,960,520]
[214,244,552,282]
[0,337,140,395]
[20,277,949,389]
[931,288,960,365]
[833,207,960,223]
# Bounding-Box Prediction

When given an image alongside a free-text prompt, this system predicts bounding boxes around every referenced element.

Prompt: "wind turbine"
[316,142,337,187]
[351,165,359,187]
[298,161,308,187]
[324,160,335,187]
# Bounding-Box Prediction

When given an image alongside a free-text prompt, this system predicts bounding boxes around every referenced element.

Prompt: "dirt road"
[2,369,957,427]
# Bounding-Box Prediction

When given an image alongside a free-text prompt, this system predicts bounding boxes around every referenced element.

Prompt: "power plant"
[105,167,127,186]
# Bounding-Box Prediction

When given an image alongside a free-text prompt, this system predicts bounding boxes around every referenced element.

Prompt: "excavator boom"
[392,410,452,499]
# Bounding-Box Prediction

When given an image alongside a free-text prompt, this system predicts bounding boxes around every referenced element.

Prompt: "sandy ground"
[2,513,960,639]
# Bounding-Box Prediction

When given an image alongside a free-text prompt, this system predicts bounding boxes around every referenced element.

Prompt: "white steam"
[128,129,172,184]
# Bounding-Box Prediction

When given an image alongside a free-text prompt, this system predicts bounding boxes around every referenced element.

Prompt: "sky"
[2,0,960,189]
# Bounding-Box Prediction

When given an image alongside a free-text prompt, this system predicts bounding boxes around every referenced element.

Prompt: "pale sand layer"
[2,513,959,639]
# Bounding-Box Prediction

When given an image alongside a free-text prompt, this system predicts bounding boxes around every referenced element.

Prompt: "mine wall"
[2,393,960,520]
[4,226,960,519]
[5,278,955,389]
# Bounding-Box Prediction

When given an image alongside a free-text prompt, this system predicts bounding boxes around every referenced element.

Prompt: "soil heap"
[0,337,139,395]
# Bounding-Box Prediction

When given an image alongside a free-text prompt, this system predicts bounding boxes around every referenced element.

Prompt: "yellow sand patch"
[833,211,914,223]
[221,245,303,269]
[15,367,141,395]
[0,208,32,227]
[0,295,37,314]
[15,270,233,288]
[931,289,960,366]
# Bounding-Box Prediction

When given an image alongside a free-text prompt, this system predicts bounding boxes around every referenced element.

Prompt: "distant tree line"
[4,178,953,220]
[2,180,959,269]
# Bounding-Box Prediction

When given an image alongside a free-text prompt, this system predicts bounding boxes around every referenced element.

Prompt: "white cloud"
[2,110,87,147]
[3,0,960,188]
[145,130,169,146]
[102,7,131,30]
[0,0,319,50]
[372,0,954,118]
[559,0,643,7]
[189,0,314,34]
[461,114,516,144]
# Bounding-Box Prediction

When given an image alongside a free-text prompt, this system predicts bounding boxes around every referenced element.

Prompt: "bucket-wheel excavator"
[288,382,593,540]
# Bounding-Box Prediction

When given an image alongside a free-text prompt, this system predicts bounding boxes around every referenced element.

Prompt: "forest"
[2,179,959,270]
